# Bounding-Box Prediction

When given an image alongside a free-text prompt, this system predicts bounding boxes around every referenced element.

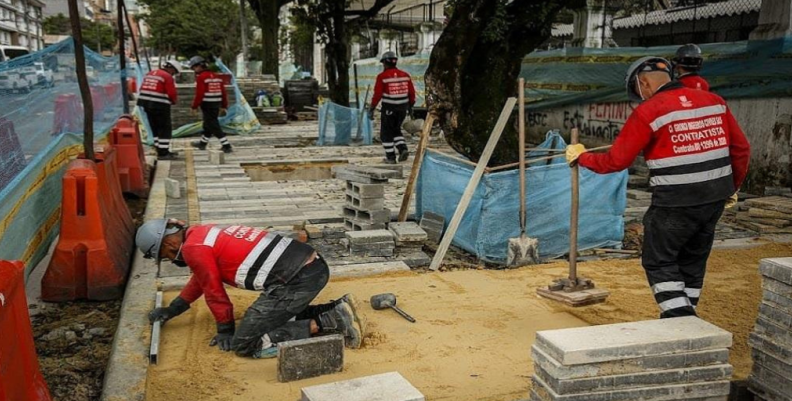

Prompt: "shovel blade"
[507,236,540,267]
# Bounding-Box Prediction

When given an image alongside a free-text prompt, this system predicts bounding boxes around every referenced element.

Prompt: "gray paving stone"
[277,335,344,383]
[345,229,394,244]
[748,333,792,364]
[348,241,395,252]
[334,169,389,184]
[329,261,411,277]
[300,371,424,401]
[752,349,792,380]
[763,290,792,315]
[388,222,428,244]
[531,375,730,401]
[346,192,385,210]
[759,302,792,328]
[165,178,181,199]
[399,251,431,268]
[535,317,732,366]
[529,390,727,401]
[338,165,401,179]
[530,345,731,380]
[535,363,732,394]
[763,276,792,299]
[209,150,225,165]
[754,317,792,347]
[750,363,792,398]
[748,371,792,401]
[346,182,385,198]
[760,258,792,285]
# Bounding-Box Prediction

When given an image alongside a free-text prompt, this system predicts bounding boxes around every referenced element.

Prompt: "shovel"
[507,78,540,267]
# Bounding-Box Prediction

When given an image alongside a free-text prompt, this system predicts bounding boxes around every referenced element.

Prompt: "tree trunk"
[69,0,94,160]
[425,0,570,165]
[250,0,281,77]
[323,0,350,106]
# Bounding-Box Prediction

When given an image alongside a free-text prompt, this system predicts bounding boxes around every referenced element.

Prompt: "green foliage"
[291,0,352,44]
[481,0,509,43]
[138,0,254,62]
[43,14,116,53]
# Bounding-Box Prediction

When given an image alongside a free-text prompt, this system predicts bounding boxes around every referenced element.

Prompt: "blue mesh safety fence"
[0,38,124,277]
[416,131,627,264]
[317,101,374,146]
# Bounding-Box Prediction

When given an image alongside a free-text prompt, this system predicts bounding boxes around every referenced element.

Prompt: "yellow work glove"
[565,144,587,166]
[725,193,738,209]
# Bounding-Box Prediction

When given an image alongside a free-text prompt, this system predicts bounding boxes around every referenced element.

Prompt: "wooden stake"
[569,128,580,283]
[429,98,517,271]
[398,114,435,222]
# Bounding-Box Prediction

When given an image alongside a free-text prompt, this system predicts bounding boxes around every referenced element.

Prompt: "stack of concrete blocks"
[531,317,734,401]
[334,165,400,232]
[419,212,445,243]
[344,230,395,258]
[748,258,792,401]
[389,222,427,250]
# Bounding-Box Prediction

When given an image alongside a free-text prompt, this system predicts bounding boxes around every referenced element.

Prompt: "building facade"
[0,0,44,51]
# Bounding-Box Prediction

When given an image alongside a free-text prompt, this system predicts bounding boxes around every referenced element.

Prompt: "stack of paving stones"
[734,196,792,235]
[343,230,395,258]
[748,258,792,401]
[530,316,733,401]
[334,165,400,231]
[419,212,445,243]
[171,84,237,127]
[389,222,431,268]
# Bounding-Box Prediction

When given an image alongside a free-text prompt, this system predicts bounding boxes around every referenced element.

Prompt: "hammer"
[370,293,416,323]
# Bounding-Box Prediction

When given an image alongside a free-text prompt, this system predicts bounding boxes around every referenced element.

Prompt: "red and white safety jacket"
[579,82,750,207]
[192,70,228,109]
[178,225,315,324]
[137,69,177,110]
[371,67,416,110]
[678,73,710,91]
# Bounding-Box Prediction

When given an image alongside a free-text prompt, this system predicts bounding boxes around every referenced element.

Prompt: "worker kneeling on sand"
[565,57,750,319]
[136,219,364,358]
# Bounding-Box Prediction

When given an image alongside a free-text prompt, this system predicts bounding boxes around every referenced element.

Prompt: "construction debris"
[735,196,792,234]
[748,258,792,401]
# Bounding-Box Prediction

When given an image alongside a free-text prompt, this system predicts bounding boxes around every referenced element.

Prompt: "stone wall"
[527,97,792,193]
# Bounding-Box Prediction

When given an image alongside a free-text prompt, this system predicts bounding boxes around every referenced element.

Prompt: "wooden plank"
[429,98,517,271]
[398,114,435,222]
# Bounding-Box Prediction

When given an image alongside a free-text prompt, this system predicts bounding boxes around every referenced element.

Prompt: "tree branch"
[344,0,397,19]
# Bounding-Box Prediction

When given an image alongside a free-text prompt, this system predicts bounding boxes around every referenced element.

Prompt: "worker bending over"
[136,219,364,358]
[566,57,750,319]
[370,51,416,164]
[673,44,709,91]
[188,56,233,153]
[137,59,180,160]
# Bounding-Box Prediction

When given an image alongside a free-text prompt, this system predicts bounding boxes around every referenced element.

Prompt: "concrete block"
[762,290,792,315]
[535,363,732,394]
[388,222,428,244]
[759,302,792,328]
[749,370,791,401]
[346,182,385,198]
[349,241,395,252]
[305,225,323,239]
[209,150,225,165]
[345,219,387,231]
[530,345,730,380]
[345,192,385,210]
[345,229,394,244]
[399,251,431,268]
[529,390,726,401]
[277,334,344,383]
[531,375,730,401]
[322,227,347,239]
[754,317,792,347]
[343,206,391,224]
[330,261,411,278]
[300,372,424,401]
[334,170,389,184]
[750,364,792,397]
[339,165,401,179]
[763,276,792,298]
[350,247,395,258]
[752,349,792,380]
[165,178,181,199]
[535,317,733,366]
[760,258,792,285]
[420,212,444,242]
[748,333,792,364]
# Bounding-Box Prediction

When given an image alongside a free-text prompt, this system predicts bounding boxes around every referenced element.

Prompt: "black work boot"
[318,302,363,349]
[398,147,410,162]
[157,152,178,161]
[222,144,233,154]
[191,141,207,150]
[383,157,397,165]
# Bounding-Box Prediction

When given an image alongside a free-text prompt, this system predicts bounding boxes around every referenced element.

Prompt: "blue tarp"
[317,101,374,146]
[416,131,628,264]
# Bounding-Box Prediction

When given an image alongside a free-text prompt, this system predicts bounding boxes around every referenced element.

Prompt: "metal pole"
[118,0,128,113]
[353,63,360,108]
[68,0,94,160]
[239,0,248,77]
[569,128,580,283]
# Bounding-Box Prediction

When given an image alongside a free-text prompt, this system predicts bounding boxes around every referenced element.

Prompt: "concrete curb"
[100,160,169,401]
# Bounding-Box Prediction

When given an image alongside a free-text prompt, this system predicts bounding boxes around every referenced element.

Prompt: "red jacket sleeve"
[179,275,203,304]
[165,73,177,104]
[192,73,205,109]
[725,107,750,190]
[578,109,652,174]
[407,74,416,106]
[181,244,234,324]
[370,73,384,109]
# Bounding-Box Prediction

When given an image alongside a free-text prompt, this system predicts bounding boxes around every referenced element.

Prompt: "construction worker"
[136,218,364,358]
[673,44,710,91]
[370,51,416,164]
[137,59,180,160]
[565,57,750,319]
[188,56,232,153]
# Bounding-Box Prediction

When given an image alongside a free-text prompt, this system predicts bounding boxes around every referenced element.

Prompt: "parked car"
[0,45,29,63]
[17,71,36,92]
[0,72,31,93]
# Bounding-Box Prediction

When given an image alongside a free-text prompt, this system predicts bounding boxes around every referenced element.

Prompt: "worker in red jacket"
[566,57,750,319]
[137,59,180,160]
[187,56,232,153]
[673,44,710,91]
[370,51,416,164]
[135,219,365,358]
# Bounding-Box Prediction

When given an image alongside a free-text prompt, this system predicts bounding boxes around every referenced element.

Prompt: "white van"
[0,45,30,63]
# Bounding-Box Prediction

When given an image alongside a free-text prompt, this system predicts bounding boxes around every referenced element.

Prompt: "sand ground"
[146,242,791,401]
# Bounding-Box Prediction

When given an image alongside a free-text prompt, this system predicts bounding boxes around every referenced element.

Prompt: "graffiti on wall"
[528,101,636,142]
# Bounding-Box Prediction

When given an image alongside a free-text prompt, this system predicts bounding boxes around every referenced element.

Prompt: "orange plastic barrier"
[42,146,135,301]
[0,260,53,401]
[109,115,149,197]
[127,77,137,95]
[51,94,82,135]
[0,117,26,190]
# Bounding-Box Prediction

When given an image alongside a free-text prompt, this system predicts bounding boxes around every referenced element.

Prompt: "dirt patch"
[32,301,121,401]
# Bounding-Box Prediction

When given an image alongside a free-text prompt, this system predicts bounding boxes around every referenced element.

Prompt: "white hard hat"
[135,219,182,262]
[163,59,182,74]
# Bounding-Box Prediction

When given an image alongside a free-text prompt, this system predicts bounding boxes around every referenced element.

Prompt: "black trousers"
[231,256,329,357]
[380,107,407,159]
[642,200,725,319]
[199,104,228,145]
[144,107,172,155]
